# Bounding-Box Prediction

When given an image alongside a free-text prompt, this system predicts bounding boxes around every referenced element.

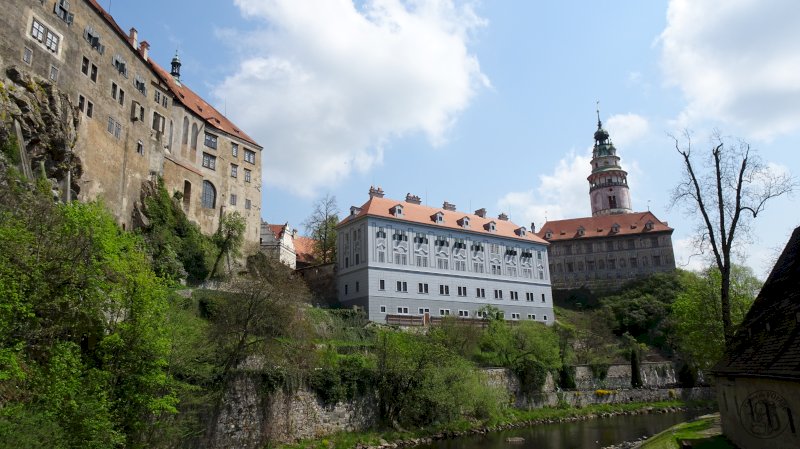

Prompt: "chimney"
[139,41,150,62]
[405,193,421,205]
[442,201,456,211]
[368,185,385,198]
[531,222,536,233]
[474,208,486,218]
[498,212,509,221]
[129,28,138,48]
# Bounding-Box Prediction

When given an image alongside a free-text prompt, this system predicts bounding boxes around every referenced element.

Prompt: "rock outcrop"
[0,66,81,196]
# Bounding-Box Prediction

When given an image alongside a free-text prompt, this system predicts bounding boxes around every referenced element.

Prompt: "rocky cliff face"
[0,66,81,196]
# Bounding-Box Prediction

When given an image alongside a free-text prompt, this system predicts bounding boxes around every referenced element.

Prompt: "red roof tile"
[147,61,260,147]
[293,236,317,264]
[267,223,287,240]
[340,196,548,244]
[82,0,260,148]
[536,212,673,242]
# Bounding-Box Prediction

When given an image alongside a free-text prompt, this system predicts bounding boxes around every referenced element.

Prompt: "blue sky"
[108,0,799,276]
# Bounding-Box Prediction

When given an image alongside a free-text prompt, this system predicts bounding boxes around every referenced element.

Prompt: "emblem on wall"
[738,390,792,439]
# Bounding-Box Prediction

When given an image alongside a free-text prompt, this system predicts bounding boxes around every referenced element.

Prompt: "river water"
[416,411,695,449]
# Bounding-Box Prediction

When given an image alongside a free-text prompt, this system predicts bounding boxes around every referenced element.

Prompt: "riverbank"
[276,399,716,449]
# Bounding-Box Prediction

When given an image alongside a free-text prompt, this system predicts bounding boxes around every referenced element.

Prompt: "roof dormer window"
[432,212,444,224]
[577,226,585,237]
[485,221,497,233]
[459,216,470,228]
[645,221,654,231]
[544,230,553,240]
[392,204,403,217]
[611,223,620,233]
[516,226,526,236]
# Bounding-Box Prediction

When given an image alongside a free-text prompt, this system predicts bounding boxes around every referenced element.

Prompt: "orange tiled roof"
[147,61,260,147]
[83,0,260,148]
[266,223,287,240]
[340,196,548,244]
[293,236,317,264]
[536,212,672,242]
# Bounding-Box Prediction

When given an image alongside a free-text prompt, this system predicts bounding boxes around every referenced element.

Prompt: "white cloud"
[497,151,591,229]
[672,236,710,272]
[214,0,489,196]
[605,113,649,148]
[660,0,800,139]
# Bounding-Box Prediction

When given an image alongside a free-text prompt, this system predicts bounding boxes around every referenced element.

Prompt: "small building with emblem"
[712,226,800,449]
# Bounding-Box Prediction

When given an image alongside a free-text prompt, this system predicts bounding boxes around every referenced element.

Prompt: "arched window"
[183,180,192,208]
[182,117,189,145]
[191,123,199,150]
[201,180,216,209]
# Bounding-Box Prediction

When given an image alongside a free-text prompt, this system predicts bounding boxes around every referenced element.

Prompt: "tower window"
[609,195,618,209]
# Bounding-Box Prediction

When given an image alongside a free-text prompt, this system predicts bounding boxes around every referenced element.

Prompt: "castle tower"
[588,110,632,216]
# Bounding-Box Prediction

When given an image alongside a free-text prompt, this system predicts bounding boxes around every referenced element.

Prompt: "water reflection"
[417,412,694,449]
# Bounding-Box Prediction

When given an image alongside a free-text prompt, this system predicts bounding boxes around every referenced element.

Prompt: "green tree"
[671,265,760,369]
[207,211,246,280]
[0,173,176,448]
[303,194,339,264]
[671,132,795,345]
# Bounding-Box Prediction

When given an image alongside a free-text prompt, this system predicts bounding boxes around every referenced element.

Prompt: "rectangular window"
[344,284,348,295]
[244,169,251,183]
[458,310,470,317]
[202,153,217,170]
[494,289,503,300]
[86,100,93,118]
[541,294,546,303]
[355,282,359,292]
[511,313,520,320]
[439,309,450,316]
[418,283,428,294]
[31,19,60,54]
[380,306,386,313]
[111,82,117,100]
[204,132,218,149]
[23,47,33,65]
[229,194,237,206]
[78,95,85,112]
[90,64,97,82]
[81,56,89,75]
[230,164,238,178]
[152,112,165,133]
[396,281,407,292]
[106,117,121,139]
[457,286,467,296]
[439,285,449,295]
[245,199,251,210]
[135,140,144,155]
[436,258,449,270]
[419,308,430,315]
[244,149,256,164]
[54,0,74,24]
[473,262,484,273]
[455,260,466,271]
[31,19,46,42]
[510,291,519,301]
[232,143,239,157]
[476,288,485,298]
[416,255,428,267]
[394,253,407,265]
[134,76,146,94]
[154,90,162,104]
[397,307,409,314]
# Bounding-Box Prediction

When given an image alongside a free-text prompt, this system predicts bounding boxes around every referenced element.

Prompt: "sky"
[107,0,799,278]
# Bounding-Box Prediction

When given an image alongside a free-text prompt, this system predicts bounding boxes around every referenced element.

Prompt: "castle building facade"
[0,0,262,247]
[338,188,554,324]
[536,116,675,291]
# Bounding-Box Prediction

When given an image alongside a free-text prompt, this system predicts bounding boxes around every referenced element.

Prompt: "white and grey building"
[337,188,554,324]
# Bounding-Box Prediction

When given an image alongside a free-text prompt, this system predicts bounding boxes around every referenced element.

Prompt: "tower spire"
[170,50,182,85]
[596,100,601,129]
[587,109,632,216]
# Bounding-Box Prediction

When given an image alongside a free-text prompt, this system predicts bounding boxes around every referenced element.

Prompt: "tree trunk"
[720,266,733,346]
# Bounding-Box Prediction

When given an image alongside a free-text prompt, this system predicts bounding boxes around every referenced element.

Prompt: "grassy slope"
[640,414,735,449]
